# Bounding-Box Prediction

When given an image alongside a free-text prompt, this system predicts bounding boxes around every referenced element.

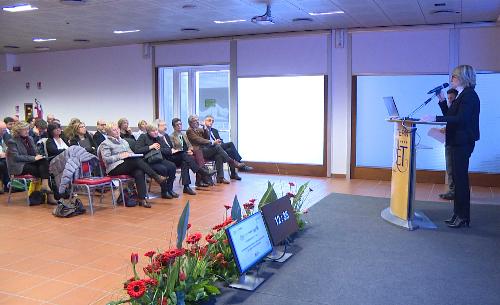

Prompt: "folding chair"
[7,174,34,205]
[69,160,116,215]
[97,146,134,206]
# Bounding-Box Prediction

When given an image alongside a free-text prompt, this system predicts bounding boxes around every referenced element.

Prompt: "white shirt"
[54,138,68,150]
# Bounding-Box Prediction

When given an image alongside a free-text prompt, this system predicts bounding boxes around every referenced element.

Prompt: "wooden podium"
[381,118,445,230]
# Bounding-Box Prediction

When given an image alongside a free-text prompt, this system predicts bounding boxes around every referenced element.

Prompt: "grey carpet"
[214,193,500,305]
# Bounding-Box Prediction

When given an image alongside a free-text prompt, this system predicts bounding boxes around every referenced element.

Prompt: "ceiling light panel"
[2,4,38,12]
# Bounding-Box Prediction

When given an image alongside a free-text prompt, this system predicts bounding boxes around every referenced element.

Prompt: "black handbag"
[144,149,163,164]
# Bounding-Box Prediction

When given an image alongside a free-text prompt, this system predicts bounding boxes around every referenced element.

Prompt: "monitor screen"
[225,212,273,274]
[261,196,299,246]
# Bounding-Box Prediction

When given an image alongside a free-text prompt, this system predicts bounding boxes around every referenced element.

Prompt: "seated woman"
[68,121,96,155]
[118,118,136,151]
[135,124,177,199]
[62,118,81,143]
[46,123,69,158]
[6,121,51,192]
[100,122,166,208]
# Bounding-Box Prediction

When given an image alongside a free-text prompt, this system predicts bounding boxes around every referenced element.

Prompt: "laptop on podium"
[383,96,400,118]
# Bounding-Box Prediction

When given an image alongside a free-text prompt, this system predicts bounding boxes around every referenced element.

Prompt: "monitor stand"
[229,273,266,291]
[265,247,293,263]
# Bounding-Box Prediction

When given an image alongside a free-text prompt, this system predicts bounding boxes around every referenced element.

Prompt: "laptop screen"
[383,96,399,117]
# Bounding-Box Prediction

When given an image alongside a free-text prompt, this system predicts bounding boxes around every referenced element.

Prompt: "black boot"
[444,214,457,224]
[183,186,196,195]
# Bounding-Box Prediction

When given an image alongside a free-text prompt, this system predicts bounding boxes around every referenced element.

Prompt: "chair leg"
[85,185,93,215]
[7,178,12,204]
[23,179,30,206]
[110,183,116,207]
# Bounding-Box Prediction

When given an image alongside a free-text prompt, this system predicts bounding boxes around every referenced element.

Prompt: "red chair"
[69,160,116,215]
[7,174,34,205]
[97,148,134,206]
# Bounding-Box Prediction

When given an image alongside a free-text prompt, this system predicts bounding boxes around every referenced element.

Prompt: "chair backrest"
[80,161,93,178]
[96,144,107,174]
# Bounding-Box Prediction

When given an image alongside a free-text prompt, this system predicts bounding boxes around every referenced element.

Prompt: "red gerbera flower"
[186,232,203,244]
[143,278,158,287]
[144,251,156,258]
[224,204,231,210]
[187,223,192,229]
[243,202,255,210]
[127,280,146,298]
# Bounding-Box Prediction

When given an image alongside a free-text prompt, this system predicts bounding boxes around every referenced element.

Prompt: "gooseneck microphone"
[427,83,449,94]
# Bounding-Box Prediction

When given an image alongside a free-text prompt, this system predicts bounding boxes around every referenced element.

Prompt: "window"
[158,66,230,140]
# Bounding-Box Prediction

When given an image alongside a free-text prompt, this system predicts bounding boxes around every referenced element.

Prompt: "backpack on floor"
[53,196,86,217]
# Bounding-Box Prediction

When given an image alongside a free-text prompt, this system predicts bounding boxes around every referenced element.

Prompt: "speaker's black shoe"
[217,177,230,184]
[448,217,470,228]
[161,192,173,199]
[230,174,242,181]
[439,192,455,200]
[169,190,179,198]
[444,214,457,224]
[183,186,196,195]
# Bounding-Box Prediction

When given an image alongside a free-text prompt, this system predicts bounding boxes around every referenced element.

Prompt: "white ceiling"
[0,0,499,54]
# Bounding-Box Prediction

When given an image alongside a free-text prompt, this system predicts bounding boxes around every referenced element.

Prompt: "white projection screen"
[356,73,500,173]
[238,76,325,165]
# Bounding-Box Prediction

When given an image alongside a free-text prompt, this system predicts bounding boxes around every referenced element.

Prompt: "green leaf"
[205,284,220,295]
[231,195,242,221]
[258,181,278,209]
[292,181,309,209]
[177,201,190,249]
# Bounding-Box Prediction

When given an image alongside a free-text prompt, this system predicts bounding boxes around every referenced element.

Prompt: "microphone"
[427,83,449,94]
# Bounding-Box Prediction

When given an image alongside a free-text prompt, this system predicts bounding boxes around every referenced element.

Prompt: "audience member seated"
[118,118,136,150]
[100,123,166,208]
[170,118,214,188]
[6,121,51,192]
[203,115,252,180]
[0,122,9,193]
[62,118,81,143]
[135,124,178,199]
[46,123,69,158]
[186,115,245,184]
[29,119,48,144]
[93,119,107,148]
[133,120,148,140]
[69,121,97,155]
[3,117,15,143]
[46,114,55,125]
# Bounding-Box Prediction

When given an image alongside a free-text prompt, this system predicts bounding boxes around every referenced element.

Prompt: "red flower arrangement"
[186,232,203,244]
[243,202,255,210]
[144,251,156,258]
[212,216,233,232]
[205,233,216,244]
[127,280,147,298]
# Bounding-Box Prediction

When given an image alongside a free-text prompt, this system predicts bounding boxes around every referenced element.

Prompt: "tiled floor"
[0,173,498,304]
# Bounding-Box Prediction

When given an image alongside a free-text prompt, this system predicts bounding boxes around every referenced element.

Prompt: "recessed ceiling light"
[214,19,246,24]
[2,4,38,12]
[292,17,313,22]
[33,38,57,42]
[434,3,446,6]
[73,39,90,42]
[181,28,200,32]
[113,30,141,34]
[34,47,50,51]
[308,11,344,16]
[182,4,196,9]
[60,0,88,5]
[431,9,459,14]
[4,45,20,49]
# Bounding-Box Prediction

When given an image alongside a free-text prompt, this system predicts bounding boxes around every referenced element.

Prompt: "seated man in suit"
[93,119,107,148]
[2,117,15,143]
[203,115,252,180]
[0,121,9,193]
[186,115,245,184]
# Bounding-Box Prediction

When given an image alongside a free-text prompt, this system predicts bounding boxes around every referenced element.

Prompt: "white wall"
[459,26,500,71]
[155,40,230,67]
[0,44,153,125]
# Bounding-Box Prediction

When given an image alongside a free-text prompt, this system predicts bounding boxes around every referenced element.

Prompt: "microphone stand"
[405,94,437,119]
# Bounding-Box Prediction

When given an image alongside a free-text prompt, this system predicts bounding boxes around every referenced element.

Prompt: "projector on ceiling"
[251,4,274,25]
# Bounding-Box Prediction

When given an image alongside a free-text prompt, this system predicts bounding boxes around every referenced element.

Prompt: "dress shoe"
[230,174,242,181]
[139,200,152,208]
[155,175,167,185]
[239,165,253,172]
[439,192,455,200]
[448,217,470,228]
[199,167,217,177]
[195,181,209,188]
[444,214,457,224]
[161,192,173,199]
[217,177,230,184]
[169,190,180,198]
[183,186,197,195]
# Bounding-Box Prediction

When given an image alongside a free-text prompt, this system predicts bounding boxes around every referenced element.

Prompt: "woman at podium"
[422,65,480,228]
